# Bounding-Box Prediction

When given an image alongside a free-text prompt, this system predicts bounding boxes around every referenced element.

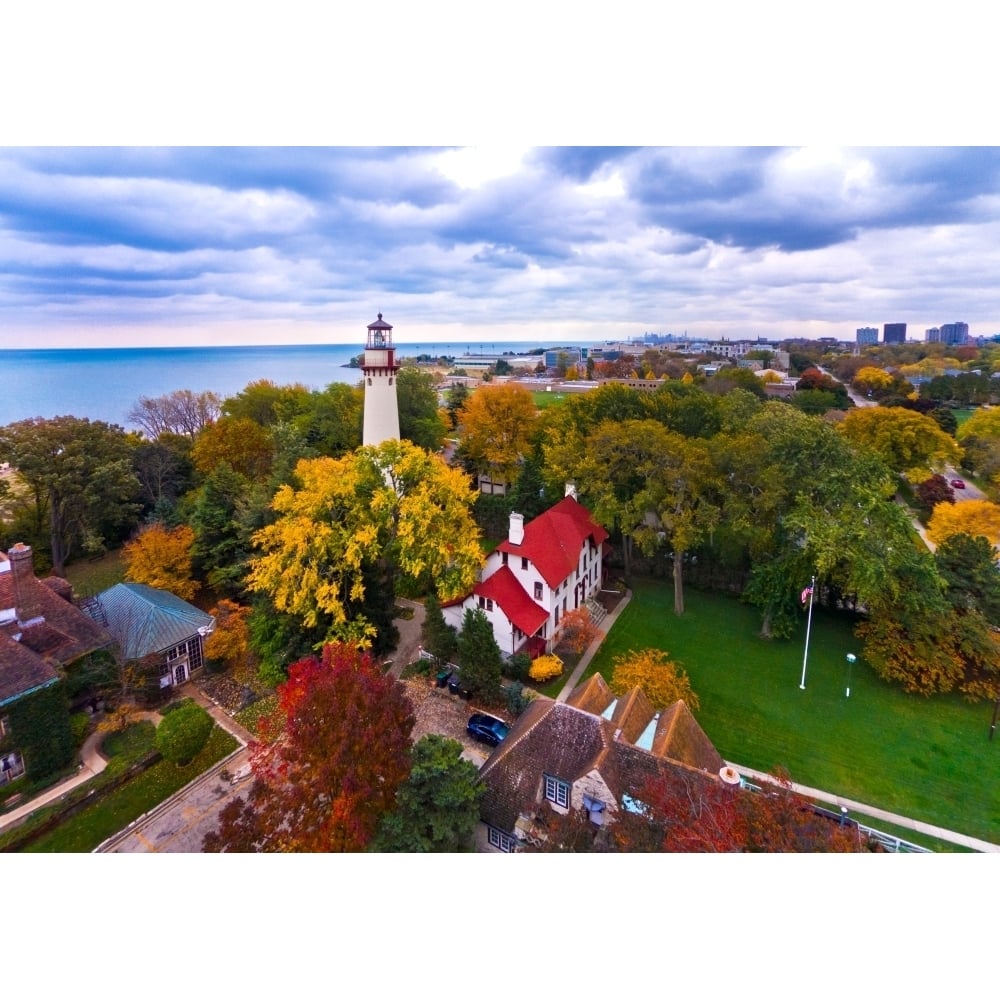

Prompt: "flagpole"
[799,575,816,690]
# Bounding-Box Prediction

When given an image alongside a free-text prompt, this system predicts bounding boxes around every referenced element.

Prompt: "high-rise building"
[856,327,878,346]
[361,312,400,446]
[883,323,907,344]
[926,327,941,342]
[939,322,970,346]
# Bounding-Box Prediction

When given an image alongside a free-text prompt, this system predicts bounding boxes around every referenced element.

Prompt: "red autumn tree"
[202,642,415,852]
[610,767,866,853]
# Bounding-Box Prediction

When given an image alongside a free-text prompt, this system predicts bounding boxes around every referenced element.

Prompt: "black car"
[467,713,510,747]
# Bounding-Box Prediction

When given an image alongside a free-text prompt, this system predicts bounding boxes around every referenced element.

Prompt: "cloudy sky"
[2,145,999,349]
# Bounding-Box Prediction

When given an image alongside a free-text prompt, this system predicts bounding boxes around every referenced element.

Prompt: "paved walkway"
[0,686,252,837]
[556,589,632,702]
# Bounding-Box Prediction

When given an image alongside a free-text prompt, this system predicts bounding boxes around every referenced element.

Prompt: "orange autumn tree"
[203,599,257,685]
[202,643,414,853]
[556,606,602,655]
[122,522,198,600]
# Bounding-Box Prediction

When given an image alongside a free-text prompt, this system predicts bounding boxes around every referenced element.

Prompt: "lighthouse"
[361,312,401,446]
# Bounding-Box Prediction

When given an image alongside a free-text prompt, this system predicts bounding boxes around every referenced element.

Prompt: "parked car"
[467,712,510,747]
[951,478,966,490]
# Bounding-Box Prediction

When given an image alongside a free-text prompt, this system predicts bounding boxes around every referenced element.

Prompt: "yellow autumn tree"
[927,498,1000,548]
[456,383,538,490]
[248,438,484,646]
[610,648,700,711]
[122,523,198,600]
[838,407,962,477]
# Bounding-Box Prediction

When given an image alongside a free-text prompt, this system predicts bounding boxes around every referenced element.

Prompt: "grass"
[64,549,125,597]
[23,726,238,853]
[100,720,156,758]
[585,579,1000,845]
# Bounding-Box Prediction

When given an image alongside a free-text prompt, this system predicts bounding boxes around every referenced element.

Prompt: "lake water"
[0,341,580,429]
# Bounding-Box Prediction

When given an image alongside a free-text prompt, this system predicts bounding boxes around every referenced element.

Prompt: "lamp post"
[845,653,856,698]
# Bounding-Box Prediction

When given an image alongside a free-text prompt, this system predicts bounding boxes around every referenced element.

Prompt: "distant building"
[857,327,878,346]
[940,322,970,346]
[883,323,907,344]
[926,327,941,343]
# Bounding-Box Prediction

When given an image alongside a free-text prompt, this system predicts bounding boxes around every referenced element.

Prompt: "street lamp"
[845,653,856,698]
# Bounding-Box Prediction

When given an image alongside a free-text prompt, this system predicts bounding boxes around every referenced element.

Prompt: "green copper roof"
[94,583,214,661]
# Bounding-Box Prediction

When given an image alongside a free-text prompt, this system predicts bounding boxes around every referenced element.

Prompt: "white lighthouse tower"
[362,312,401,446]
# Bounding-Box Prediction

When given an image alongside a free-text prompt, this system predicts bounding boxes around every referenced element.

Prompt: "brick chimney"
[8,543,45,626]
[508,512,524,545]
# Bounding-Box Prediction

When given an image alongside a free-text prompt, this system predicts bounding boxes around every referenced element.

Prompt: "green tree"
[221,379,312,426]
[189,463,253,597]
[371,734,483,852]
[293,382,364,457]
[456,607,503,700]
[155,702,214,766]
[0,416,141,574]
[422,592,458,666]
[445,381,470,431]
[396,366,446,451]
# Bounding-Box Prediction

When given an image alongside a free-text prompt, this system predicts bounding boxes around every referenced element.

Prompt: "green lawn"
[586,580,1000,844]
[23,726,238,853]
[64,549,125,597]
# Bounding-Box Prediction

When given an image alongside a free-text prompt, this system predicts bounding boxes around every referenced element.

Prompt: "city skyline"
[3,147,1000,349]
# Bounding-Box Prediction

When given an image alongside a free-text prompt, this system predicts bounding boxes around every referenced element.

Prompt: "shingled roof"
[92,583,214,660]
[496,495,608,588]
[0,547,114,707]
[479,679,724,834]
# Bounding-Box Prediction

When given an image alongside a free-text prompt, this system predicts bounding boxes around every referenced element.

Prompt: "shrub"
[69,712,91,748]
[505,681,533,717]
[154,703,213,766]
[528,653,564,683]
[505,652,531,682]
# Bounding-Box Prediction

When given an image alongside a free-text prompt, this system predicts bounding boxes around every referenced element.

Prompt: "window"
[521,557,528,570]
[0,716,9,739]
[502,551,508,566]
[543,774,570,809]
[0,750,25,784]
[582,794,607,825]
[488,826,516,852]
[533,582,543,601]
[477,596,494,612]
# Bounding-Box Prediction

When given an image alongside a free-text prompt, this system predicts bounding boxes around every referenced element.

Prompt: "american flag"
[801,585,813,605]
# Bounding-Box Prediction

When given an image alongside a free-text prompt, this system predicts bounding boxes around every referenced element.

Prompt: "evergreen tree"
[422,592,458,666]
[371,734,483,852]
[456,608,503,700]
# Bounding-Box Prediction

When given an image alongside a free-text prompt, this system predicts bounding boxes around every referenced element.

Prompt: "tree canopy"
[248,439,483,647]
[202,643,415,852]
[0,415,141,574]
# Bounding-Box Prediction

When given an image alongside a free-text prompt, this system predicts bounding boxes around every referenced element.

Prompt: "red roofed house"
[443,485,609,658]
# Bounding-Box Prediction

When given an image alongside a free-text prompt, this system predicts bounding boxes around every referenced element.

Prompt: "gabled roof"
[475,566,549,636]
[565,675,723,774]
[0,554,113,706]
[497,495,609,588]
[92,583,213,661]
[480,682,724,834]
